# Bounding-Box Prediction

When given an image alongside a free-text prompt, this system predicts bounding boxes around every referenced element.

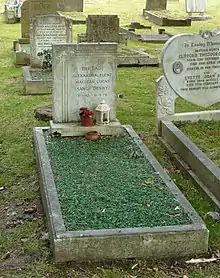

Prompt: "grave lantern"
[95,100,110,124]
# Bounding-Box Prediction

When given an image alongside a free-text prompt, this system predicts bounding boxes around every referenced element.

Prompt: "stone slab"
[186,15,212,21]
[33,124,209,262]
[144,10,191,26]
[35,104,52,121]
[50,120,124,136]
[161,30,220,107]
[117,48,159,66]
[23,66,52,95]
[160,120,220,211]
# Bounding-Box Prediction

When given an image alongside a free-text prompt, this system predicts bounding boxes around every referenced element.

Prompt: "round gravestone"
[161,30,220,107]
[34,104,52,121]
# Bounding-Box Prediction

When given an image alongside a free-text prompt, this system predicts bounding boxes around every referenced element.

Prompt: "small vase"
[81,115,94,127]
[85,131,101,141]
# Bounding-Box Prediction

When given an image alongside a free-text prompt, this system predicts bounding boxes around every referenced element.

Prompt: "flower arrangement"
[79,107,94,126]
[37,49,52,70]
[79,107,94,117]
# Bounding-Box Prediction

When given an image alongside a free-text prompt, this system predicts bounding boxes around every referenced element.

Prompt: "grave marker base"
[23,66,52,95]
[50,120,124,137]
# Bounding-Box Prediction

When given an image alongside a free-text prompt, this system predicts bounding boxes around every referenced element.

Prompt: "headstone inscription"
[145,0,167,10]
[30,15,72,68]
[161,30,220,107]
[52,43,117,123]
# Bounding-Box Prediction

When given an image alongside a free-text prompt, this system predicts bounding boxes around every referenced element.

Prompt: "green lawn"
[1,0,220,277]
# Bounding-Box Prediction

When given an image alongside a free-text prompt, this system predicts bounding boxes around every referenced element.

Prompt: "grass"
[1,0,220,277]
[176,120,220,167]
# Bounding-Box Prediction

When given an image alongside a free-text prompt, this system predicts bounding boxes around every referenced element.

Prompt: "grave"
[23,14,73,95]
[156,30,220,211]
[143,0,191,26]
[119,27,173,44]
[14,0,83,65]
[78,15,158,67]
[185,0,212,21]
[33,42,208,262]
[4,0,23,24]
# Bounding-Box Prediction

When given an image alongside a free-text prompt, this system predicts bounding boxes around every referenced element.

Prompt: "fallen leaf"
[131,263,138,270]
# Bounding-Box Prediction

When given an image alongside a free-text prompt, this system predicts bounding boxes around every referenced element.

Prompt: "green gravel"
[30,70,52,81]
[20,43,30,53]
[45,133,191,231]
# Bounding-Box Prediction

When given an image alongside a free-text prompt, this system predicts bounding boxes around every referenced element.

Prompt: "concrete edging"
[33,126,208,262]
[160,120,220,211]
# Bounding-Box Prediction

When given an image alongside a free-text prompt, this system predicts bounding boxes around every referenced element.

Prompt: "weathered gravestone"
[185,0,211,20]
[50,42,121,136]
[77,15,159,67]
[21,0,29,38]
[30,14,72,68]
[23,14,73,94]
[160,30,220,107]
[86,15,120,43]
[145,0,167,10]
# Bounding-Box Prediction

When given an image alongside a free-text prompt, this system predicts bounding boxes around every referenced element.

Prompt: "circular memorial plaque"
[161,30,220,107]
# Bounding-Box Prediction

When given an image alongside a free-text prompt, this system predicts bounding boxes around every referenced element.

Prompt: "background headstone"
[21,0,29,38]
[161,30,220,107]
[86,15,120,43]
[21,0,83,38]
[30,15,72,68]
[52,43,118,123]
[145,0,167,10]
[185,0,207,14]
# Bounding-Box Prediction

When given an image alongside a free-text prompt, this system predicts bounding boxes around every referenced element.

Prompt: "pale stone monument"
[145,0,167,10]
[50,42,123,136]
[185,0,211,20]
[156,30,220,129]
[30,14,72,68]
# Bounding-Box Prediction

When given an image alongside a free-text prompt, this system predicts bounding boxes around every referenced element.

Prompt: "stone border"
[117,48,159,66]
[143,10,191,26]
[159,120,220,211]
[23,66,52,95]
[119,27,172,43]
[33,125,208,262]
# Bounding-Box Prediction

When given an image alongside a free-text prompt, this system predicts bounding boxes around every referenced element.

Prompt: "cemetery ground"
[1,0,220,277]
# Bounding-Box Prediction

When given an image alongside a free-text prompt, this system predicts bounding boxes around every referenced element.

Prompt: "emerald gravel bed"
[20,43,30,52]
[176,120,220,168]
[45,133,192,231]
[30,70,52,81]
